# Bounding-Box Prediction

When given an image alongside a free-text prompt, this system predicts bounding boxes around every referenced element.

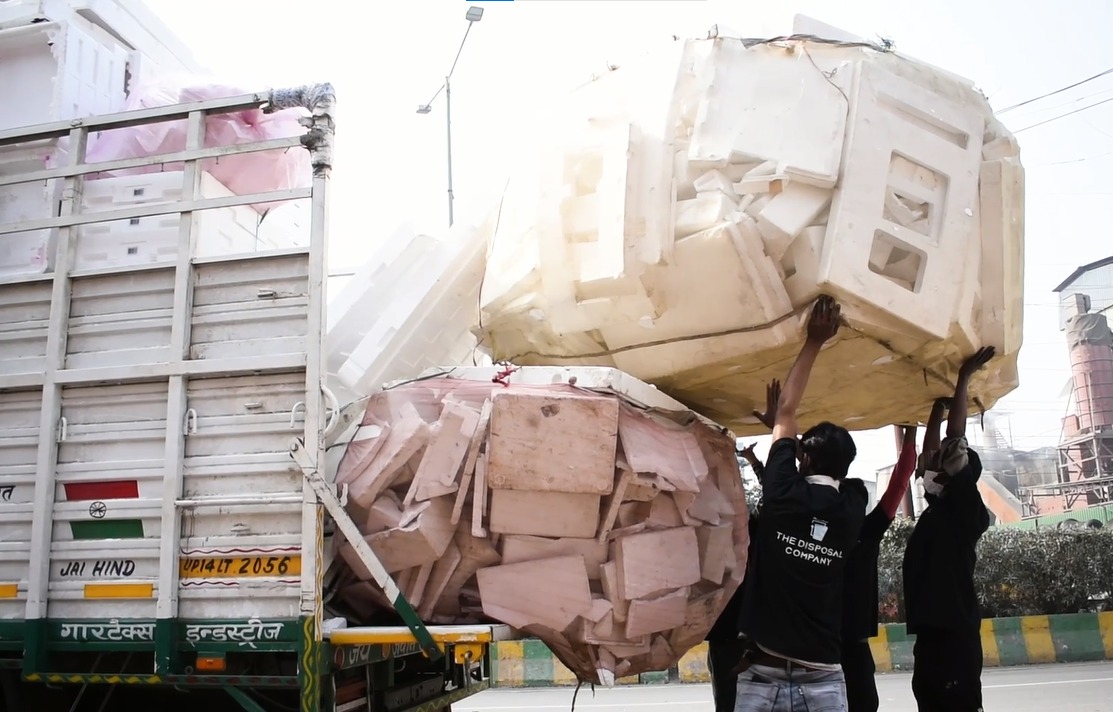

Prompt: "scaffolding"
[1021,427,1113,511]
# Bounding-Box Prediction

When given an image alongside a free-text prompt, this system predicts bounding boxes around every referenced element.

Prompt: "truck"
[0,85,511,712]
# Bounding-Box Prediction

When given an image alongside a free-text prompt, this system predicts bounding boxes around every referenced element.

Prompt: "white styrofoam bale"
[328,227,441,378]
[0,0,204,78]
[482,41,700,343]
[257,199,309,249]
[334,222,489,398]
[0,14,128,132]
[66,0,205,78]
[743,193,772,219]
[326,222,421,341]
[667,38,719,144]
[692,169,736,197]
[570,124,632,287]
[473,30,1024,433]
[674,149,697,201]
[791,14,868,44]
[537,123,662,336]
[978,156,1024,358]
[675,192,734,239]
[0,0,53,30]
[554,44,685,268]
[0,148,58,277]
[687,41,852,188]
[982,135,1020,162]
[972,116,1023,362]
[73,171,261,271]
[733,160,785,195]
[782,225,826,307]
[755,182,833,262]
[818,60,986,341]
[602,218,795,380]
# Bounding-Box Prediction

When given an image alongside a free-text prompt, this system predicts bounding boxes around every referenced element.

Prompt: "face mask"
[922,470,945,497]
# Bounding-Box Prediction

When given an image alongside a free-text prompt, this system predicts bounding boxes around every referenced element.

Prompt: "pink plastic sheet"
[81,78,311,213]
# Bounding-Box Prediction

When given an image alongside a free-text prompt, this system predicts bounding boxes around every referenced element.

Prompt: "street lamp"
[416,6,484,227]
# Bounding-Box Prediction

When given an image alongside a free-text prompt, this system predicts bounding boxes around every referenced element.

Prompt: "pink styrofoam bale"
[79,78,311,213]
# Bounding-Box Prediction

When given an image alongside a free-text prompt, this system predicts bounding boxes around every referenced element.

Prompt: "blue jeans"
[734,663,848,712]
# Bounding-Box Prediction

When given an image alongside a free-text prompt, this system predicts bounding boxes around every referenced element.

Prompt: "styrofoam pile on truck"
[472,30,1025,434]
[326,221,491,402]
[330,367,747,686]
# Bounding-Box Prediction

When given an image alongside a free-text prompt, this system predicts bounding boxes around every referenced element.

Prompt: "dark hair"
[799,421,857,479]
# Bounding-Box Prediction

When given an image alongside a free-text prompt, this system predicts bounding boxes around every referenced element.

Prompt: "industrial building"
[876,256,1113,528]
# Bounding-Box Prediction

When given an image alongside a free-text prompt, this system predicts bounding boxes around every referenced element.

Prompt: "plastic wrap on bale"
[70,77,311,213]
[329,371,749,686]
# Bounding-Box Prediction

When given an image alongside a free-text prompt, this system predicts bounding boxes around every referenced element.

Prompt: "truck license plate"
[179,555,301,579]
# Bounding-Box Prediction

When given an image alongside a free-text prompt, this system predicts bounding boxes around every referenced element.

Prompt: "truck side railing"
[0,85,340,680]
[0,83,490,711]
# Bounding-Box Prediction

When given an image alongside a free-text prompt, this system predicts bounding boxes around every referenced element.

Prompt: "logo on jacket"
[809,518,829,542]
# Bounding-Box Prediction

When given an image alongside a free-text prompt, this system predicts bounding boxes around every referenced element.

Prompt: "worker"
[902,346,994,712]
[706,382,780,712]
[738,441,766,481]
[733,295,868,712]
[707,503,759,711]
[841,424,918,712]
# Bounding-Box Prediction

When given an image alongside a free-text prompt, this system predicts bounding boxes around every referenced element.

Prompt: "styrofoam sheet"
[817,60,986,341]
[688,41,851,188]
[0,146,62,278]
[0,17,127,132]
[74,171,265,270]
[332,222,489,397]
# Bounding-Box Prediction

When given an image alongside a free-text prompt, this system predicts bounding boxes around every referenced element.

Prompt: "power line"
[996,66,1113,114]
[1014,95,1113,133]
[1036,150,1113,166]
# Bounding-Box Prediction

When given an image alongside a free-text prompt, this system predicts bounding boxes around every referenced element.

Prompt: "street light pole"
[416,7,484,228]
[445,74,454,226]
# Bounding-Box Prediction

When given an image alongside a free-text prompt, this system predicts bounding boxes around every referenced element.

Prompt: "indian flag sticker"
[62,480,144,540]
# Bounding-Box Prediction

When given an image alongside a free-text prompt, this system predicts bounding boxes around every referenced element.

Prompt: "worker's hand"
[805,295,842,344]
[959,346,996,378]
[752,379,781,430]
[931,397,952,414]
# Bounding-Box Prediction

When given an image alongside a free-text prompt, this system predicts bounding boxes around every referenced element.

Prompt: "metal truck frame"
[0,86,503,712]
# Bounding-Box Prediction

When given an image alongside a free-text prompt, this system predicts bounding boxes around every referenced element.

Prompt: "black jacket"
[902,449,990,636]
[737,438,868,666]
[707,459,764,645]
[841,506,893,642]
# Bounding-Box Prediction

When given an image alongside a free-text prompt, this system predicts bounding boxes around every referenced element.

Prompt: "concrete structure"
[488,612,1113,686]
[1054,257,1113,331]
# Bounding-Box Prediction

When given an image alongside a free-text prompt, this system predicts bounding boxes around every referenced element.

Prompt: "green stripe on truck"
[70,520,144,540]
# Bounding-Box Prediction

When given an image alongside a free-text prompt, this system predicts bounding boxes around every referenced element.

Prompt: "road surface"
[459,661,1113,711]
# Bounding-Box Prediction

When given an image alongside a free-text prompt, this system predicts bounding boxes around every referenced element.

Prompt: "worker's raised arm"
[752,379,782,430]
[878,425,918,518]
[947,346,995,439]
[738,442,766,484]
[771,296,842,443]
[922,398,949,455]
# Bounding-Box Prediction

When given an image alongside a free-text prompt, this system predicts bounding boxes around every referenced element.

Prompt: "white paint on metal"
[25,126,88,620]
